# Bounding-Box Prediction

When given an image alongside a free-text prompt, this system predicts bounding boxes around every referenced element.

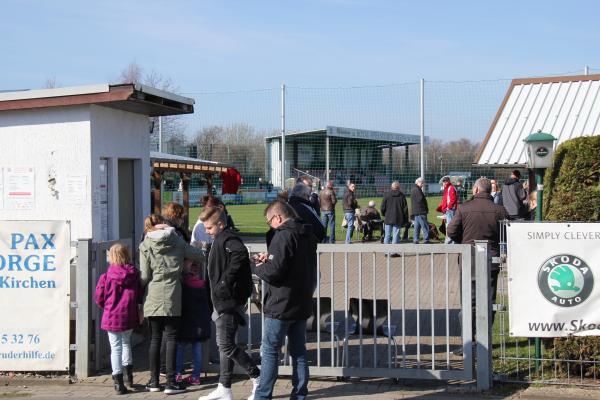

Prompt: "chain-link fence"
[153,71,597,203]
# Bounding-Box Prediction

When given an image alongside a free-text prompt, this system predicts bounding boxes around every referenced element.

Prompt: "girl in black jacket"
[175,262,211,385]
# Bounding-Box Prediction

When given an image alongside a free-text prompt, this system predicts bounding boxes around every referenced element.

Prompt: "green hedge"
[543,135,600,378]
[544,135,600,221]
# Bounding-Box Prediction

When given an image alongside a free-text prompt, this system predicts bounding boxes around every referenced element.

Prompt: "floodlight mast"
[281,84,286,188]
[420,78,425,179]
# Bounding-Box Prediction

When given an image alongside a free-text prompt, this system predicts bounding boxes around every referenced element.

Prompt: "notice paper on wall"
[65,175,87,204]
[3,166,35,210]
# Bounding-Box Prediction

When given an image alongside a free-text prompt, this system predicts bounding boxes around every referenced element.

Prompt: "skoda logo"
[538,254,594,307]
[535,146,549,157]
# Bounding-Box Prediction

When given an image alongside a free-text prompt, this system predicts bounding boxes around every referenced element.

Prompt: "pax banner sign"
[0,221,70,370]
[507,222,600,337]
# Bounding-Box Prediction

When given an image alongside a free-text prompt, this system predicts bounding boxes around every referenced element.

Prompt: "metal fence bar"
[430,252,435,371]
[75,239,92,379]
[416,252,421,368]
[316,250,321,367]
[401,252,407,369]
[358,252,363,368]
[445,252,450,369]
[372,252,377,368]
[344,251,349,367]
[474,240,491,391]
[387,250,392,369]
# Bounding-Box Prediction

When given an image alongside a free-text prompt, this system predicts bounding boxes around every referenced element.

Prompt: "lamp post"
[523,130,557,371]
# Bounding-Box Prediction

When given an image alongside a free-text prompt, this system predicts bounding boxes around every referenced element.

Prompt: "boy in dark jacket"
[253,200,317,400]
[198,207,260,400]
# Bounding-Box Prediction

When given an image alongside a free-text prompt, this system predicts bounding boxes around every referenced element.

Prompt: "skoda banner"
[0,221,70,370]
[507,222,600,337]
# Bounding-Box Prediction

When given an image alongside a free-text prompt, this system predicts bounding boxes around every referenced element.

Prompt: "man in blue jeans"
[253,200,317,400]
[411,177,430,243]
[343,182,358,244]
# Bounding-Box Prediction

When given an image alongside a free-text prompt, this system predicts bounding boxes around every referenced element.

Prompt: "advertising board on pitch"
[507,222,600,337]
[0,220,70,370]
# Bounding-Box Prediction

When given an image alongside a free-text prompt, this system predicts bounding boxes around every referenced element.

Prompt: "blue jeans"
[321,211,336,243]
[176,341,202,378]
[445,209,456,243]
[255,318,308,400]
[107,329,133,375]
[383,224,401,244]
[413,215,430,243]
[344,212,355,244]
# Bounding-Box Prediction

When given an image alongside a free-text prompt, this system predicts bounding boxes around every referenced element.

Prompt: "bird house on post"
[523,130,557,169]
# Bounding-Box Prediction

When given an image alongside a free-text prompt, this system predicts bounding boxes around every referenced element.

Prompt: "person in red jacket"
[438,176,457,243]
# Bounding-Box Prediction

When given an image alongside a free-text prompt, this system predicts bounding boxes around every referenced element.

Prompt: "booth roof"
[0,83,194,116]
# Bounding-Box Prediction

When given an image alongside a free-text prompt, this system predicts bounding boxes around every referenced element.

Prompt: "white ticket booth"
[0,83,194,251]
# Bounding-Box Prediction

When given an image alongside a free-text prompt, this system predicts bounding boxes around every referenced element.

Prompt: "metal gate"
[236,242,492,390]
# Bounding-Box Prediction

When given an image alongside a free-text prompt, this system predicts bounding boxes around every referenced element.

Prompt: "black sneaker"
[146,381,162,392]
[164,383,186,395]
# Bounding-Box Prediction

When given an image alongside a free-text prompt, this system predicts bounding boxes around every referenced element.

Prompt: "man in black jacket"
[381,181,409,244]
[411,177,430,243]
[199,207,260,400]
[288,183,325,243]
[253,200,316,400]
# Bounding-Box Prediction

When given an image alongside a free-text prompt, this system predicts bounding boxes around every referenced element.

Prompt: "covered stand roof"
[151,151,231,173]
[266,125,422,146]
[476,74,600,167]
[0,83,194,116]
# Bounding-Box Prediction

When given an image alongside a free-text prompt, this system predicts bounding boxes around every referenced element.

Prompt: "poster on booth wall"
[3,166,35,210]
[507,222,600,337]
[0,220,70,371]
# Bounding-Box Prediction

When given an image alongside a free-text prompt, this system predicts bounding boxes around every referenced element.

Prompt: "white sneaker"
[247,376,260,400]
[198,383,233,400]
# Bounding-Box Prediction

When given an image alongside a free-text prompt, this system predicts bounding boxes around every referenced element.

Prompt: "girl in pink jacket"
[95,244,143,395]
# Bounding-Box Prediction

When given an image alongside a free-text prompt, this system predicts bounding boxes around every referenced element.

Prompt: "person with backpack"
[198,207,260,400]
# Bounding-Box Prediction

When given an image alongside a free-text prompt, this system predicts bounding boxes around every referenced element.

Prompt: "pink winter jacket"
[94,264,143,332]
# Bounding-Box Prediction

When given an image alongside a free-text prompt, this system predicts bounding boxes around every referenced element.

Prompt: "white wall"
[0,106,92,240]
[90,105,150,250]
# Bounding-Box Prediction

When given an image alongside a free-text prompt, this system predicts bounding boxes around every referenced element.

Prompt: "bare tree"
[43,77,59,89]
[116,62,187,153]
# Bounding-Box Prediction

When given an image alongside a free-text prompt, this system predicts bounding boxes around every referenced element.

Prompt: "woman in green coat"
[139,214,204,394]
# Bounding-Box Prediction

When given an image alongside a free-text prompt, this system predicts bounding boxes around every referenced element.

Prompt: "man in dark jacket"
[343,182,358,244]
[381,181,409,244]
[411,177,430,244]
[288,182,326,243]
[501,170,527,219]
[446,178,508,354]
[319,180,337,243]
[198,207,260,400]
[298,175,320,214]
[253,200,316,400]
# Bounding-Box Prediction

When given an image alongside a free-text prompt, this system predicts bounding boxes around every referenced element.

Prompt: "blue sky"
[2,0,599,140]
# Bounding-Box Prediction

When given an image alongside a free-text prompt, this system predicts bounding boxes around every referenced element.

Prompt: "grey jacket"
[139,227,204,317]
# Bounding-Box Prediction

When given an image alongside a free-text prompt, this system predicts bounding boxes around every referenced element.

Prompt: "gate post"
[474,240,492,391]
[75,239,93,379]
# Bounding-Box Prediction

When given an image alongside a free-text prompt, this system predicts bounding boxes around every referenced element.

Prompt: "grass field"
[189,195,445,241]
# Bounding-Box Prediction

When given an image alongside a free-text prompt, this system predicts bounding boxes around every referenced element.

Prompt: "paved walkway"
[1,373,600,400]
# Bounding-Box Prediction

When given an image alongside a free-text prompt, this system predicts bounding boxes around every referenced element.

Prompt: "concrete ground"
[1,373,600,400]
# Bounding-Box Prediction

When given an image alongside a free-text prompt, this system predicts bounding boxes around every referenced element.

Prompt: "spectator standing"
[298,175,320,215]
[198,207,260,400]
[411,177,430,244]
[501,170,527,219]
[140,215,204,394]
[94,244,143,395]
[288,183,326,243]
[438,176,457,243]
[381,181,409,244]
[162,202,190,242]
[253,201,316,400]
[490,179,503,206]
[319,180,337,243]
[343,182,358,244]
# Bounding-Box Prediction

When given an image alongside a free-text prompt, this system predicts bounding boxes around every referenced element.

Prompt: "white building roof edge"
[0,83,110,101]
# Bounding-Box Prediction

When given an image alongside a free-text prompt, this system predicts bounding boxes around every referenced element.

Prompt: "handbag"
[341,216,348,228]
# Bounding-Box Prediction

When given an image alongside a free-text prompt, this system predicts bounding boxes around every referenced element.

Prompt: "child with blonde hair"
[95,243,143,395]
